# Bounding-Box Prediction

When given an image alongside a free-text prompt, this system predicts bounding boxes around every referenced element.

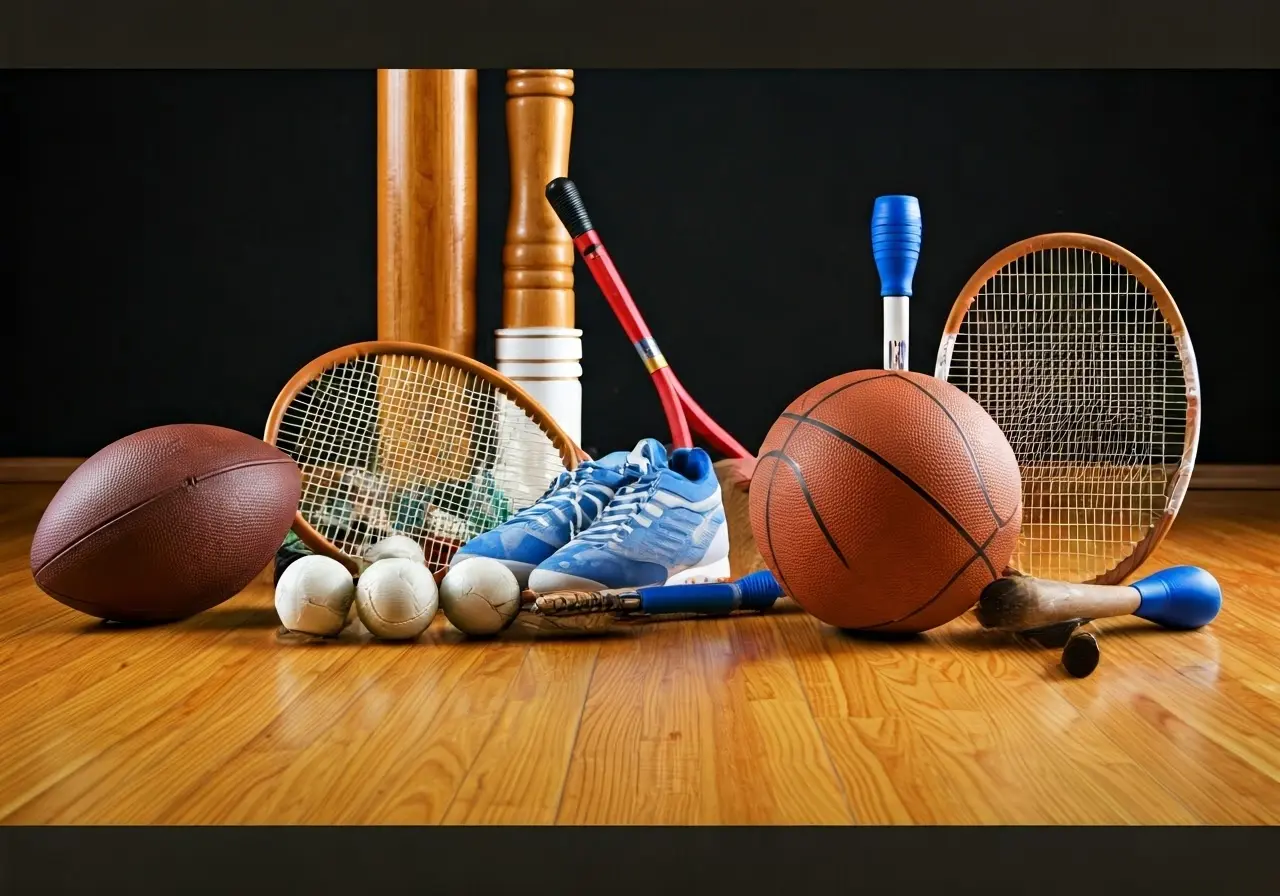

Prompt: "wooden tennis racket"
[935,234,1200,585]
[265,341,582,576]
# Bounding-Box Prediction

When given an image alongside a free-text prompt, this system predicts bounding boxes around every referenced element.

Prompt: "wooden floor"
[2,484,1279,825]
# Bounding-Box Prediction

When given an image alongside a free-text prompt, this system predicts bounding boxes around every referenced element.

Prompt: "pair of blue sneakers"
[454,438,730,593]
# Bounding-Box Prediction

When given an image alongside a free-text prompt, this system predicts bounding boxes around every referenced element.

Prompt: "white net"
[274,351,571,571]
[938,246,1191,583]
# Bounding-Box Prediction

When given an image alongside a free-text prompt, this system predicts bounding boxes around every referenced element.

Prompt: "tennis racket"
[935,234,1200,585]
[264,341,582,576]
[544,177,752,463]
[872,195,923,371]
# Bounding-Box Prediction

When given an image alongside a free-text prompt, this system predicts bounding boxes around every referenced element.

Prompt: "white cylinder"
[495,327,583,449]
[883,295,910,371]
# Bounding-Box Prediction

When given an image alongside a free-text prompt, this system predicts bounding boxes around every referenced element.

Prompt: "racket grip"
[636,570,783,616]
[871,195,922,297]
[1131,566,1222,629]
[546,177,594,238]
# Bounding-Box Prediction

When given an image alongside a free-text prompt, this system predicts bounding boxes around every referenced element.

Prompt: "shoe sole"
[663,556,732,586]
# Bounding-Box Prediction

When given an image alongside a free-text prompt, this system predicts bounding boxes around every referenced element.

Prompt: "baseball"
[355,558,439,641]
[439,557,523,636]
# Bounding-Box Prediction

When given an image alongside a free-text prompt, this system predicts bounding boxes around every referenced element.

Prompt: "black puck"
[1062,630,1100,678]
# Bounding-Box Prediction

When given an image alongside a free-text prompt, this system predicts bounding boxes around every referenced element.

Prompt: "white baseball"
[275,555,356,637]
[355,558,439,641]
[439,557,523,636]
[363,534,426,565]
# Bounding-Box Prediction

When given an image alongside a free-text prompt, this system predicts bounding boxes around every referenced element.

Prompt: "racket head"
[935,233,1200,585]
[265,341,581,575]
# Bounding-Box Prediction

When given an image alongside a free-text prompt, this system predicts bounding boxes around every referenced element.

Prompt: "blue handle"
[635,570,782,616]
[871,195,922,297]
[1131,566,1222,630]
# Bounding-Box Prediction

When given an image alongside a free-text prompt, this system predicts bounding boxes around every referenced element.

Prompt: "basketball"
[749,369,1022,633]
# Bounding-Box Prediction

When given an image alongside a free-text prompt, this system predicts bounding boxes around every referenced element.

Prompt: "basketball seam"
[862,519,1005,630]
[761,427,799,600]
[762,374,896,594]
[779,413,997,579]
[891,372,1014,530]
[797,372,900,416]
[758,450,849,568]
[760,370,994,605]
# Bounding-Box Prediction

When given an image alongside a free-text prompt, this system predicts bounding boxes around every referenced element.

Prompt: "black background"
[2,69,1276,462]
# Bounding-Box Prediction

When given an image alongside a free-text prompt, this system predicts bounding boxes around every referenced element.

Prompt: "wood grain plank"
[785,618,1192,824]
[693,614,853,824]
[3,619,356,823]
[441,640,600,824]
[0,604,298,820]
[320,636,531,824]
[0,485,1278,824]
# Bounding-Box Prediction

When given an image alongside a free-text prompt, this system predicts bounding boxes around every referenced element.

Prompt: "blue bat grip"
[871,195,922,297]
[636,570,783,616]
[1131,566,1222,630]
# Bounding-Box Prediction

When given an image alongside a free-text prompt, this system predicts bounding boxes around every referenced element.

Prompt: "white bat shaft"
[884,295,909,370]
[1019,579,1142,627]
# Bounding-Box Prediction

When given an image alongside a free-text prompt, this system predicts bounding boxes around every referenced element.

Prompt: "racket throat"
[884,295,910,371]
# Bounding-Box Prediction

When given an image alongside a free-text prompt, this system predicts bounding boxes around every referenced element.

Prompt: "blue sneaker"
[451,438,667,588]
[527,445,730,594]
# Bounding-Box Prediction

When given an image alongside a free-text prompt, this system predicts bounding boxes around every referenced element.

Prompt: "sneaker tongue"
[626,438,668,470]
[670,446,712,481]
[583,450,637,490]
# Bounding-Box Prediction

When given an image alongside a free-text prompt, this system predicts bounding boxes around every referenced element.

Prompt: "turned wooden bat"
[976,566,1222,633]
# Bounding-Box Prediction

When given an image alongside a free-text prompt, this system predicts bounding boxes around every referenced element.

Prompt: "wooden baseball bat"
[976,566,1222,633]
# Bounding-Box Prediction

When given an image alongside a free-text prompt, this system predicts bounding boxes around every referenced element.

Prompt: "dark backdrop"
[2,70,1276,463]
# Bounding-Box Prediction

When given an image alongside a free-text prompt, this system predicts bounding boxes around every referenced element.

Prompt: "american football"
[30,423,301,622]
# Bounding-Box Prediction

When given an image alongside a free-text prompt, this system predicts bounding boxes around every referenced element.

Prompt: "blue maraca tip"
[872,195,921,219]
[1131,566,1223,630]
[870,195,922,298]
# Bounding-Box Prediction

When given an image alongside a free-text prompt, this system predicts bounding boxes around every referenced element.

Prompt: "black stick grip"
[545,177,594,238]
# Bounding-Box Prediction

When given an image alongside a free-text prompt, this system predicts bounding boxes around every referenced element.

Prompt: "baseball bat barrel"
[871,195,921,371]
[976,566,1222,632]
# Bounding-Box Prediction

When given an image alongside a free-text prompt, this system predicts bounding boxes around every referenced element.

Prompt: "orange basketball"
[749,369,1022,633]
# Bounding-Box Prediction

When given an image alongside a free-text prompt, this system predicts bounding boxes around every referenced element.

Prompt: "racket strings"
[275,352,568,569]
[947,246,1188,582]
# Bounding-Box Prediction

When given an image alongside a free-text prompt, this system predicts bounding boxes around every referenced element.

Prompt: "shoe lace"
[576,463,664,545]
[508,461,619,539]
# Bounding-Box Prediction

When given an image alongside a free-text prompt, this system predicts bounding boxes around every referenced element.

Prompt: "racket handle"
[546,177,593,238]
[1131,566,1222,629]
[635,570,783,616]
[871,195,922,298]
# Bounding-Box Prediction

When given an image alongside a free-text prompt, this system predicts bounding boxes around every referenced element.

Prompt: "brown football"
[30,424,302,623]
